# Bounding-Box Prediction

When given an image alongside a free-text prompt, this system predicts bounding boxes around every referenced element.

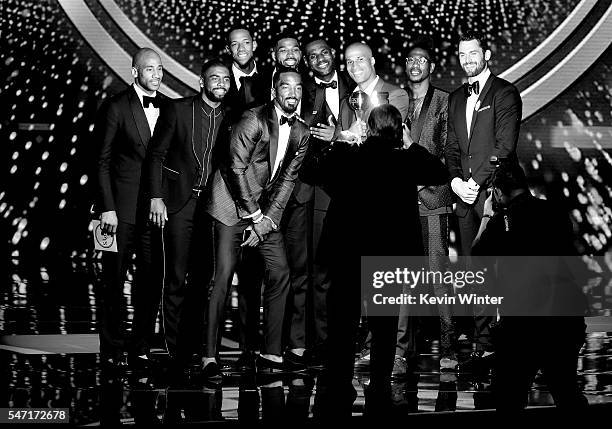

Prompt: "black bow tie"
[142,95,160,108]
[318,80,338,89]
[279,115,296,126]
[464,81,480,97]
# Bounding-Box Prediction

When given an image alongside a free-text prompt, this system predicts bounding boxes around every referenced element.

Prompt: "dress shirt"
[314,71,340,119]
[272,105,293,180]
[133,83,159,134]
[465,67,491,138]
[232,62,258,91]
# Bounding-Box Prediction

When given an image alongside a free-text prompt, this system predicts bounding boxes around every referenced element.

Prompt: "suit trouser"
[395,213,455,359]
[456,193,493,352]
[207,219,290,357]
[162,196,213,361]
[100,219,162,358]
[281,198,314,350]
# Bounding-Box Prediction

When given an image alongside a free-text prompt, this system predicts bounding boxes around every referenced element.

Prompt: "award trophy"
[348,90,370,140]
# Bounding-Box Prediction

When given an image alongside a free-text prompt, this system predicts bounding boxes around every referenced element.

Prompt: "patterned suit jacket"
[207,102,310,226]
[409,86,454,214]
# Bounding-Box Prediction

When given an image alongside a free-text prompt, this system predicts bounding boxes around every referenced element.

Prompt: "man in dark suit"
[203,67,310,376]
[445,31,522,363]
[148,59,232,370]
[95,48,166,370]
[390,42,457,376]
[224,28,268,122]
[296,39,352,363]
[337,42,410,140]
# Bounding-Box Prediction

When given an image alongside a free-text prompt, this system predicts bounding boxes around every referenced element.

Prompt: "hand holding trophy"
[346,90,370,144]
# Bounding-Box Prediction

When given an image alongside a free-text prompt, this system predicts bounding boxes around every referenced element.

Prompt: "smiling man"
[337,42,409,138]
[205,66,310,376]
[444,31,522,370]
[148,59,232,374]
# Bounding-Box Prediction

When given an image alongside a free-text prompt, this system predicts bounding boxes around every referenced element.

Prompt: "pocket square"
[478,105,491,112]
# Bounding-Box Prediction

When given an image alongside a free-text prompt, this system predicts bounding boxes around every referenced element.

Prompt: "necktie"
[464,81,480,97]
[142,95,160,108]
[279,115,296,126]
[318,80,338,89]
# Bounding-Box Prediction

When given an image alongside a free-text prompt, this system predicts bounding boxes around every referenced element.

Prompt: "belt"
[192,187,205,198]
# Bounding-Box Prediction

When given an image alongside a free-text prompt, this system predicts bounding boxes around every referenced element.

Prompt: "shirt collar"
[314,70,338,86]
[362,75,380,96]
[232,62,258,79]
[468,67,491,88]
[132,83,157,107]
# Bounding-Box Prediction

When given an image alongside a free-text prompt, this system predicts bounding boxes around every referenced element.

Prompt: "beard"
[280,98,299,114]
[205,86,227,102]
[462,58,486,77]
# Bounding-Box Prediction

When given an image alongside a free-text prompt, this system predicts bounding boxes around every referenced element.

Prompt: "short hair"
[200,59,229,78]
[459,30,489,52]
[275,33,300,51]
[492,161,528,195]
[407,37,435,62]
[226,27,253,46]
[367,104,403,146]
[272,65,301,88]
[132,48,159,68]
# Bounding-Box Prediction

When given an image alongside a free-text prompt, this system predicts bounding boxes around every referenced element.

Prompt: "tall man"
[392,43,457,376]
[337,42,410,137]
[445,31,522,363]
[148,60,232,369]
[225,28,268,122]
[204,67,310,377]
[300,39,352,361]
[95,48,166,370]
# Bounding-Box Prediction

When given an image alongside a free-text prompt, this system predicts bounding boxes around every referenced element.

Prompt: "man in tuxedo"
[445,31,522,363]
[224,28,268,122]
[337,42,409,139]
[95,48,166,370]
[148,59,232,370]
[204,67,310,377]
[297,39,352,362]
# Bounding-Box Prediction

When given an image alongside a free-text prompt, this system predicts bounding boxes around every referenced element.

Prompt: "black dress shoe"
[256,355,285,372]
[284,351,307,371]
[128,354,154,372]
[457,351,495,374]
[236,351,256,371]
[202,361,222,379]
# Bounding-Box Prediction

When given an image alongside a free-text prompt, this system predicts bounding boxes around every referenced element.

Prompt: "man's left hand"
[253,217,275,238]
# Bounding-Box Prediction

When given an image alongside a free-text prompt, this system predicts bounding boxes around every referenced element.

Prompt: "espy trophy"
[348,90,370,140]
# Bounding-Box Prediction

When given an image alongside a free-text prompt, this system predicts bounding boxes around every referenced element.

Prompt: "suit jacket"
[207,102,310,226]
[337,77,410,130]
[95,86,168,224]
[292,70,352,204]
[225,63,270,124]
[301,136,448,261]
[408,86,454,214]
[148,95,231,214]
[445,74,522,216]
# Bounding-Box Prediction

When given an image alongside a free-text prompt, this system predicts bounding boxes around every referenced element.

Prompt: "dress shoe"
[256,355,284,372]
[101,352,127,370]
[201,361,222,379]
[235,351,256,372]
[284,350,307,371]
[354,350,370,370]
[440,356,459,372]
[391,355,408,378]
[128,354,155,372]
[457,351,494,374]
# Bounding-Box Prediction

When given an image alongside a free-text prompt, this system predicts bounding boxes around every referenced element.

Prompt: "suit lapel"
[468,75,494,145]
[267,105,279,180]
[457,94,469,146]
[128,87,151,152]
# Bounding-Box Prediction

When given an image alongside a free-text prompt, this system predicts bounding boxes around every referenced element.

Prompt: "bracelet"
[253,214,264,224]
[483,214,492,218]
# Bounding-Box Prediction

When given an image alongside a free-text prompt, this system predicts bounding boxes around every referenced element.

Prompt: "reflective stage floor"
[1,255,612,424]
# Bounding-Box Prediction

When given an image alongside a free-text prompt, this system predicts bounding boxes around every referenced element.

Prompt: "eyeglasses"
[406,56,429,66]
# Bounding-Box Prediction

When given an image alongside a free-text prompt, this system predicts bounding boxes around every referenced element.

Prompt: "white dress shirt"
[314,71,340,119]
[465,67,491,138]
[272,105,292,179]
[133,83,159,134]
[232,63,258,91]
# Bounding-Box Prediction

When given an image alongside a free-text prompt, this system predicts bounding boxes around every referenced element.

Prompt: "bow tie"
[279,115,297,126]
[318,80,338,89]
[142,95,160,108]
[464,81,480,97]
